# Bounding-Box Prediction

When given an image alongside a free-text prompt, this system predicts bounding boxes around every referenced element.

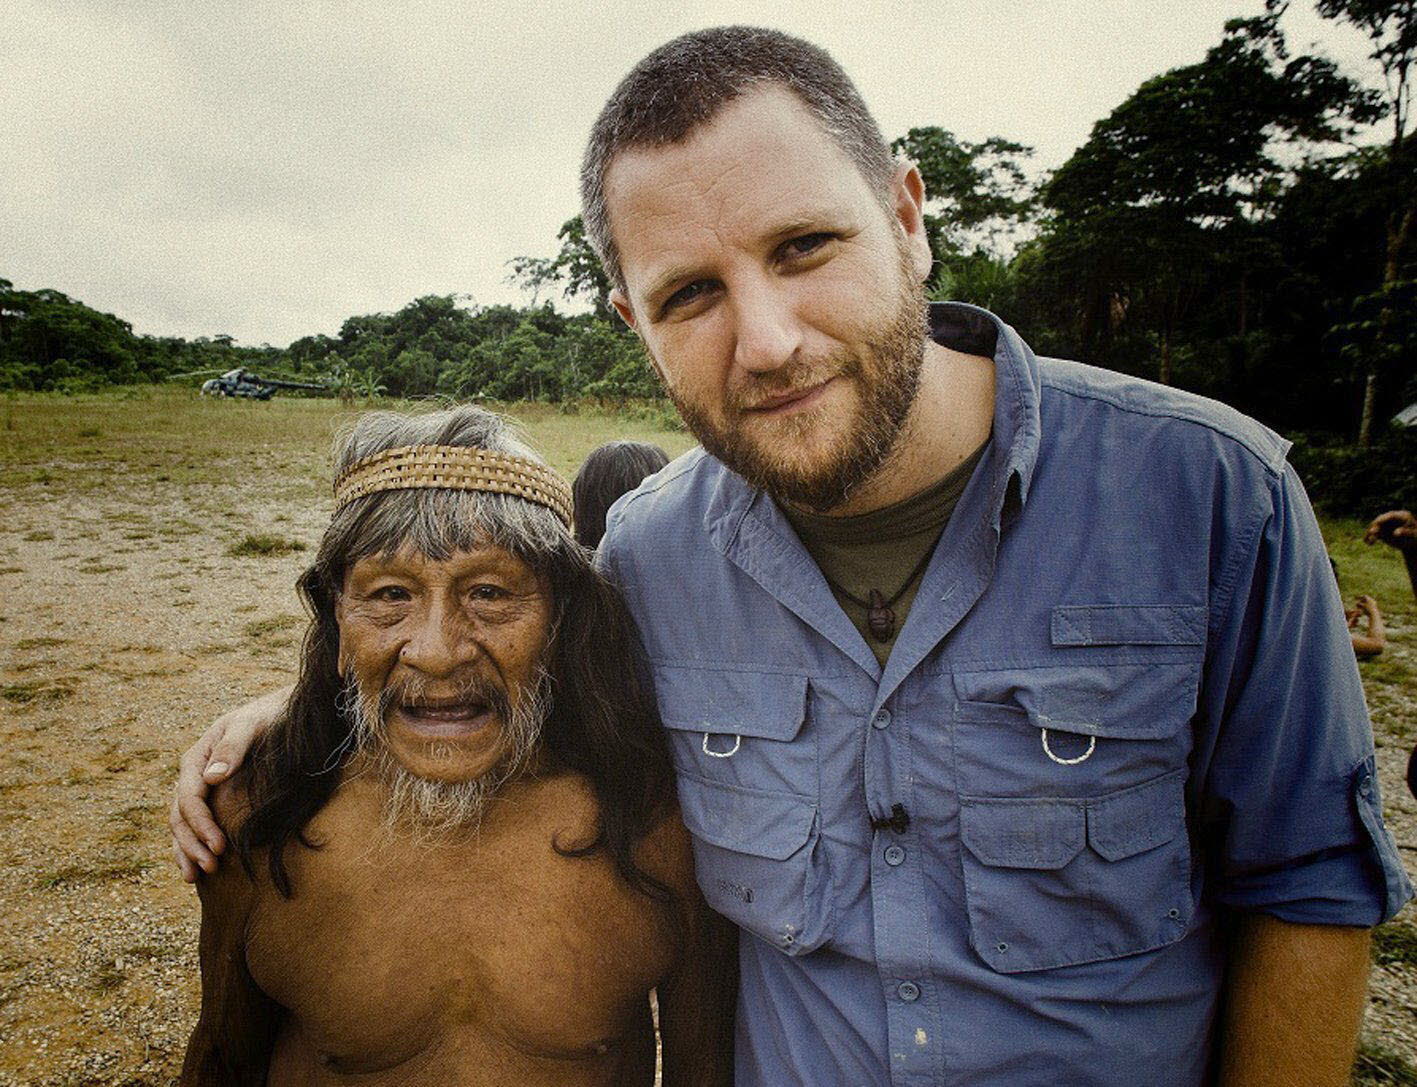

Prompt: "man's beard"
[663,247,928,512]
[339,668,550,838]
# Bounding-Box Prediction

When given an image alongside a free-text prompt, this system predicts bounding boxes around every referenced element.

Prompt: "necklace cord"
[821,540,938,612]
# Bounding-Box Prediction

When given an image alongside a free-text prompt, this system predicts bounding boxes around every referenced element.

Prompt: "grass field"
[0,388,1413,1084]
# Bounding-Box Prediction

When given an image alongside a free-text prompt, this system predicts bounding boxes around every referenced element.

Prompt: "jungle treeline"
[2,4,1413,480]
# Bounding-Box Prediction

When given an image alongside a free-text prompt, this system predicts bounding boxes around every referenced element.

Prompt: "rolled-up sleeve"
[1196,460,1412,925]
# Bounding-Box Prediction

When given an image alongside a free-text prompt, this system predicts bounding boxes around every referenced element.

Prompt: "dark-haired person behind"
[573,440,670,550]
[181,406,732,1085]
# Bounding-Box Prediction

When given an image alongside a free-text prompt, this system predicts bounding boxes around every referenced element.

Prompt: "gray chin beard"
[339,669,550,839]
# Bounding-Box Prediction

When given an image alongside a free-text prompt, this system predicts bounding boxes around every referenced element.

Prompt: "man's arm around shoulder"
[181,777,281,1085]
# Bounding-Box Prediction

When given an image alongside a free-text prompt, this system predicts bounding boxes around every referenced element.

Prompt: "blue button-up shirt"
[599,303,1411,1086]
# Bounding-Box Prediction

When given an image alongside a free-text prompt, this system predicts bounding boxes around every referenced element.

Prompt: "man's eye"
[662,280,713,314]
[781,233,831,260]
[470,584,507,602]
[371,586,410,602]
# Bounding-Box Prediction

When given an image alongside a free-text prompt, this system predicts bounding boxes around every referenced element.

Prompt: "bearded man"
[180,406,732,1085]
[176,28,1411,1087]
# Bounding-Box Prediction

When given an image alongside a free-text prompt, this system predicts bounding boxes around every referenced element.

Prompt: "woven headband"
[333,444,573,527]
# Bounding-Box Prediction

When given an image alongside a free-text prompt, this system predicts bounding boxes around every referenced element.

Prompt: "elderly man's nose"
[732,283,801,373]
[399,605,472,673]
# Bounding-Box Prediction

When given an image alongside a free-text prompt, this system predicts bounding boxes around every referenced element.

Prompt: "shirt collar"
[704,301,1043,549]
[928,301,1042,517]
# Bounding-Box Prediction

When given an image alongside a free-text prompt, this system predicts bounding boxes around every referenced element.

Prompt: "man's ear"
[610,288,637,331]
[890,161,933,283]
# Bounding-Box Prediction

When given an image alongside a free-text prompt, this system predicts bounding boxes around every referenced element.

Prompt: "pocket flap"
[955,660,1199,741]
[959,796,1086,869]
[1051,605,1206,647]
[1086,769,1185,861]
[677,772,816,860]
[653,665,809,742]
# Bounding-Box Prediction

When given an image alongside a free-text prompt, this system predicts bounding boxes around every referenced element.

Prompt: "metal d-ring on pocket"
[1041,728,1096,766]
[703,733,742,758]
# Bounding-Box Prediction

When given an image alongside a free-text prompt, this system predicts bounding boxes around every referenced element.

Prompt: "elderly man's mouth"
[392,700,496,737]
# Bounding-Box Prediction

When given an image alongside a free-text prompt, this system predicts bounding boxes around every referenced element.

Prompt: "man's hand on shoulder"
[170,687,290,883]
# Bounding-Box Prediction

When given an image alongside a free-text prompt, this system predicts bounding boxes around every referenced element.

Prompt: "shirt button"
[897,981,920,1003]
[872,709,892,730]
[884,844,905,866]
[1359,775,1373,797]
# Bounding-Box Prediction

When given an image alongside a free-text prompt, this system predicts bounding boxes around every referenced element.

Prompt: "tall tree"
[1300,0,1416,442]
[507,216,616,321]
[1034,9,1376,384]
[890,128,1035,278]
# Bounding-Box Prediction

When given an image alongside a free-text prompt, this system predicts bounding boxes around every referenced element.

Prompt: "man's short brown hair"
[580,26,895,294]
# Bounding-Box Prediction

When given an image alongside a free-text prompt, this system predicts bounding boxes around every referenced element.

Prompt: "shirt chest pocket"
[948,604,1204,973]
[651,664,831,955]
[651,663,817,796]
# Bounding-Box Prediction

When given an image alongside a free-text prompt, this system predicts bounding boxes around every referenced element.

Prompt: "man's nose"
[398,598,474,675]
[731,277,802,374]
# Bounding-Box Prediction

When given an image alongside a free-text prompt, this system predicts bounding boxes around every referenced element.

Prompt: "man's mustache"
[730,353,860,413]
[355,672,514,728]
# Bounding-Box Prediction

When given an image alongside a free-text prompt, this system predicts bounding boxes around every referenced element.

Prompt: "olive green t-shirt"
[783,440,989,666]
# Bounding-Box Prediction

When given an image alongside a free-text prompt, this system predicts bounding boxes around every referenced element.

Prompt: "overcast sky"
[1,1,1383,347]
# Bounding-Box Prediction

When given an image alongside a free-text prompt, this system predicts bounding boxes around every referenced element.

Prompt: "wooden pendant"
[866,589,896,642]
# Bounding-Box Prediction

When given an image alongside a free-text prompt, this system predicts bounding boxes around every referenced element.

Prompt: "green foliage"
[228,533,306,558]
[1353,1042,1417,1086]
[891,127,1035,270]
[2,1,1411,455]
[1372,920,1417,967]
[1307,0,1415,150]
[507,216,616,320]
[1330,279,1417,379]
[1026,10,1376,384]
[0,278,286,392]
[1288,428,1417,515]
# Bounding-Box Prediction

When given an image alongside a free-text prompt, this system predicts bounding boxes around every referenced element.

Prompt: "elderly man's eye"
[470,584,508,602]
[370,585,411,602]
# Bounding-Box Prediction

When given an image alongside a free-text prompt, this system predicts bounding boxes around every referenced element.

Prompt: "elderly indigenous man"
[175,28,1413,1087]
[180,406,732,1085]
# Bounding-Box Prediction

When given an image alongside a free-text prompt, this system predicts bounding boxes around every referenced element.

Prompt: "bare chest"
[244,791,673,1074]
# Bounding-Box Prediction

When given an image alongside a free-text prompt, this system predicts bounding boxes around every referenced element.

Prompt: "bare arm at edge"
[1350,596,1386,657]
[180,782,281,1084]
[1364,510,1417,599]
[170,686,291,880]
[1218,913,1371,1087]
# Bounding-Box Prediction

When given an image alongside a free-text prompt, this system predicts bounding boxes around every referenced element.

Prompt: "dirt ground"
[0,390,1413,1085]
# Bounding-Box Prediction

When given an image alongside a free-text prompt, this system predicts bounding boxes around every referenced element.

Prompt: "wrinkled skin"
[181,544,734,1085]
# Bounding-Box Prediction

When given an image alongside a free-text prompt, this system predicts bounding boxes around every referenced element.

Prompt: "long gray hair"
[235,405,677,902]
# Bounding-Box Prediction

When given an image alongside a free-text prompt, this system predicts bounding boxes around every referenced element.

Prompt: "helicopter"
[176,368,328,400]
